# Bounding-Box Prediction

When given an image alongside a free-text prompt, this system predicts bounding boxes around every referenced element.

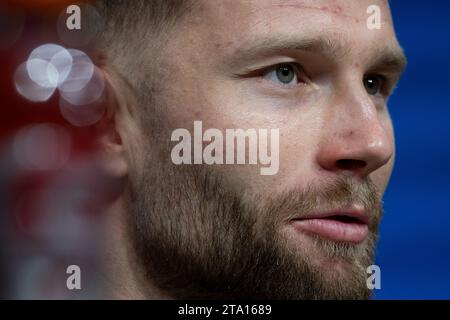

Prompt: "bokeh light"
[60,66,105,106]
[27,44,71,87]
[14,61,57,102]
[58,49,94,93]
[12,124,71,171]
[49,48,73,86]
[26,58,59,88]
[14,43,106,127]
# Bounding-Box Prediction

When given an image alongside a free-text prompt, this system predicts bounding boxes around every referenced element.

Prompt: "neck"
[102,196,170,299]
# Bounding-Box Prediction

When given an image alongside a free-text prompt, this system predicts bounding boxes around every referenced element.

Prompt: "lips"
[290,209,369,243]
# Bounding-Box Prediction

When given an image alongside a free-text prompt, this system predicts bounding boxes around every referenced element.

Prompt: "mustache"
[257,177,383,230]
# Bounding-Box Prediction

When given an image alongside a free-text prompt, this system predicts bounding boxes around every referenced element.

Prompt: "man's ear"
[95,67,130,179]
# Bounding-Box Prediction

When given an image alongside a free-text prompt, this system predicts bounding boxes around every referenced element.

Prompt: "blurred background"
[0,1,449,299]
[0,0,115,299]
[375,1,450,299]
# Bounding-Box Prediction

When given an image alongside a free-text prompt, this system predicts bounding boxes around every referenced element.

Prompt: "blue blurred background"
[375,1,450,299]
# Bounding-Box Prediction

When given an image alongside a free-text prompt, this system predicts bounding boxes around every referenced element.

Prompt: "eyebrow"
[234,35,349,59]
[227,35,407,74]
[368,47,407,75]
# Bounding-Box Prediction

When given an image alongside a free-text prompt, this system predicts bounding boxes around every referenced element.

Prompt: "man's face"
[124,0,404,299]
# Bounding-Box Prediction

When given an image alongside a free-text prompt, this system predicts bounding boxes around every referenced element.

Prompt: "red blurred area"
[0,1,99,149]
[3,0,85,12]
[0,1,113,299]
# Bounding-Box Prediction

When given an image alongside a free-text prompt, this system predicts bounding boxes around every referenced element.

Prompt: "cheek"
[193,92,324,196]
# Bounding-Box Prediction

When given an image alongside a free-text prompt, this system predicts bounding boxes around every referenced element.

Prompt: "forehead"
[194,0,392,31]
[181,0,399,61]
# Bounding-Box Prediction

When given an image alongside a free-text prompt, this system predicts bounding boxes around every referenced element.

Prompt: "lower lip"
[290,218,369,243]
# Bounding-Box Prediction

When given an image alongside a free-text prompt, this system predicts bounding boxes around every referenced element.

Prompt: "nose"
[316,86,394,178]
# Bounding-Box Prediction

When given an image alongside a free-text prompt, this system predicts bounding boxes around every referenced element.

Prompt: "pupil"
[277,65,294,83]
[365,76,379,95]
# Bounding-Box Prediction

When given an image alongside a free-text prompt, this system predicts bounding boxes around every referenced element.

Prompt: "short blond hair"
[94,0,193,89]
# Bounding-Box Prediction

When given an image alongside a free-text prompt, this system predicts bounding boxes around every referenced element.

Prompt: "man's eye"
[364,75,385,95]
[263,63,301,86]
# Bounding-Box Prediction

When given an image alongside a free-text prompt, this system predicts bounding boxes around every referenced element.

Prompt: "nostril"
[336,159,366,171]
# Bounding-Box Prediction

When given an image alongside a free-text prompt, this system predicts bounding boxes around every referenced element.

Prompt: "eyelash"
[239,62,307,86]
[239,63,395,97]
[263,62,307,87]
[367,74,394,97]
